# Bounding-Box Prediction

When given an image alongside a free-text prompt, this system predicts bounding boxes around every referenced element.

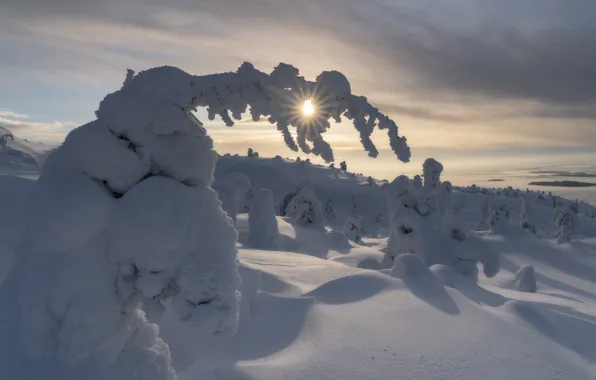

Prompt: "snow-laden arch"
[100,62,410,164]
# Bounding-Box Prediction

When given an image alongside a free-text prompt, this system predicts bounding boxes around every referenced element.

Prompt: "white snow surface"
[2,155,596,379]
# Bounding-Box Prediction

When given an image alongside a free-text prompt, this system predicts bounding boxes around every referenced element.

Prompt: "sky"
[1,0,595,181]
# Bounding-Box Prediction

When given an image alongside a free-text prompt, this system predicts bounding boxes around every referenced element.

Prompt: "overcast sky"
[1,0,595,179]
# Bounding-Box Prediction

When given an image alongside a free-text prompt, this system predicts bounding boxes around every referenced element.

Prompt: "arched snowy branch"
[98,62,411,163]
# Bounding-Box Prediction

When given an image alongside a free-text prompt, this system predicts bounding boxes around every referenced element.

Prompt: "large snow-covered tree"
[14,62,411,379]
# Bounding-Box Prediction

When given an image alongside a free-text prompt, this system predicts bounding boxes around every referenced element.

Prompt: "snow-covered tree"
[551,202,578,244]
[247,147,254,157]
[13,62,412,379]
[243,187,254,213]
[351,194,358,215]
[479,196,492,229]
[520,196,536,233]
[248,188,279,250]
[340,161,347,171]
[438,181,453,214]
[215,172,250,224]
[386,175,417,219]
[285,186,325,228]
[342,217,362,243]
[488,203,511,234]
[324,197,336,222]
[412,175,423,190]
[384,159,499,280]
[279,189,300,216]
[367,176,376,186]
[422,158,443,191]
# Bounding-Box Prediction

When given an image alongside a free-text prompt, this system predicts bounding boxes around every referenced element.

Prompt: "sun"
[302,99,315,116]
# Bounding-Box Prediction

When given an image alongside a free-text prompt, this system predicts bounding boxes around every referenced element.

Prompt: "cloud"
[1,0,595,177]
[0,111,78,144]
[0,110,27,119]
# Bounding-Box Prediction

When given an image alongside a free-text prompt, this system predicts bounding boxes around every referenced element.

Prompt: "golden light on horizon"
[302,99,315,116]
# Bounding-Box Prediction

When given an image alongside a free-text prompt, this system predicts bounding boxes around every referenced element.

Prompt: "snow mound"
[514,265,538,293]
[430,264,456,287]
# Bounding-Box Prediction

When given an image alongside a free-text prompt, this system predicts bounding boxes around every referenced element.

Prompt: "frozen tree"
[447,215,500,279]
[384,206,425,267]
[520,196,536,233]
[351,194,358,215]
[488,203,511,234]
[383,160,499,279]
[324,197,336,222]
[422,158,443,190]
[279,189,300,216]
[342,217,362,243]
[438,181,453,214]
[386,175,417,220]
[367,176,376,186]
[479,196,492,229]
[412,175,423,190]
[247,147,254,157]
[285,186,325,228]
[551,203,578,244]
[248,188,279,250]
[215,172,250,224]
[243,187,254,212]
[13,62,412,379]
[340,161,347,171]
[514,265,537,293]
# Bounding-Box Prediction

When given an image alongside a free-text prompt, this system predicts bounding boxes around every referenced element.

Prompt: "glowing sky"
[1,0,595,180]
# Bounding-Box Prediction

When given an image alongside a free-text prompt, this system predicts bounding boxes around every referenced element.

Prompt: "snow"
[515,265,537,292]
[2,155,596,379]
[0,126,51,175]
[2,64,596,379]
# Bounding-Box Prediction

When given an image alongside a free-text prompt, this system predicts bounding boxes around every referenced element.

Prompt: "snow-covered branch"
[99,63,411,163]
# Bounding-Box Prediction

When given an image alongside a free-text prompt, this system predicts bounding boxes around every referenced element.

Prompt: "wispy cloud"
[0,110,78,144]
[1,0,595,177]
[0,110,27,119]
